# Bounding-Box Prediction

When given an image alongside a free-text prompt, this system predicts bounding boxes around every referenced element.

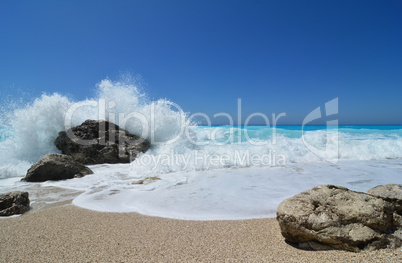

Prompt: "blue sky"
[0,0,401,124]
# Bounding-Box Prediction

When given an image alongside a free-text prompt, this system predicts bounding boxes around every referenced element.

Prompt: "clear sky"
[0,0,401,125]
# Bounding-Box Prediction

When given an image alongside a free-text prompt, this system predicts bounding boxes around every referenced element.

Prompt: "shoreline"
[1,205,401,262]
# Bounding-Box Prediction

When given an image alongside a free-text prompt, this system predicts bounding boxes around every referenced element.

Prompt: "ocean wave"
[0,78,191,178]
[0,79,401,179]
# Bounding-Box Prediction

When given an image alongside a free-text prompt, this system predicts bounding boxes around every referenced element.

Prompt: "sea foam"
[0,79,401,220]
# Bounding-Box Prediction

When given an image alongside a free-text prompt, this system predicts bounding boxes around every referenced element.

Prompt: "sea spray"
[0,78,192,178]
[1,79,402,178]
[0,93,71,178]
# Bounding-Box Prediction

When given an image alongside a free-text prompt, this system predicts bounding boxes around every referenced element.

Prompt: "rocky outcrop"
[0,191,30,216]
[277,184,402,252]
[368,184,402,200]
[54,120,150,164]
[368,184,402,240]
[22,153,93,182]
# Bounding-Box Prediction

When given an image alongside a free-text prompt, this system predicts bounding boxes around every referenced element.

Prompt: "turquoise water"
[194,125,402,143]
[1,125,401,143]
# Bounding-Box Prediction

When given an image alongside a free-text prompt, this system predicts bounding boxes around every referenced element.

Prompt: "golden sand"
[0,205,401,262]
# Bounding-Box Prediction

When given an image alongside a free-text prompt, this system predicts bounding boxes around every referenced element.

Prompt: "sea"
[0,79,401,220]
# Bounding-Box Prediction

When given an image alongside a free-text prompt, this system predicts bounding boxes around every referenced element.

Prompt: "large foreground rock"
[277,185,402,252]
[0,191,30,216]
[54,120,150,164]
[22,153,93,182]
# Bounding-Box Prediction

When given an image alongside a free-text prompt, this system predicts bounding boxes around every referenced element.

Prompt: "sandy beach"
[0,205,401,262]
[1,1,401,262]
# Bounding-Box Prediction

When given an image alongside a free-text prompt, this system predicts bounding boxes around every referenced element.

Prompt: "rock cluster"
[277,184,402,252]
[21,120,150,183]
[0,191,30,216]
[22,153,94,182]
[54,120,150,164]
[7,120,152,216]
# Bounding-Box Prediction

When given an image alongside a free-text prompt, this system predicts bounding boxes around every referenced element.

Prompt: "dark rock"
[277,185,402,252]
[22,153,93,182]
[0,191,30,216]
[54,120,150,164]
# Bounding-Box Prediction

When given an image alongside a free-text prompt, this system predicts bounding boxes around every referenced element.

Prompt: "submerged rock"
[0,191,30,216]
[277,184,402,252]
[54,120,150,164]
[132,177,161,185]
[22,153,93,182]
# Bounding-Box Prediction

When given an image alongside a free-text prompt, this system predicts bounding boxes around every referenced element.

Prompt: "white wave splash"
[0,78,190,178]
